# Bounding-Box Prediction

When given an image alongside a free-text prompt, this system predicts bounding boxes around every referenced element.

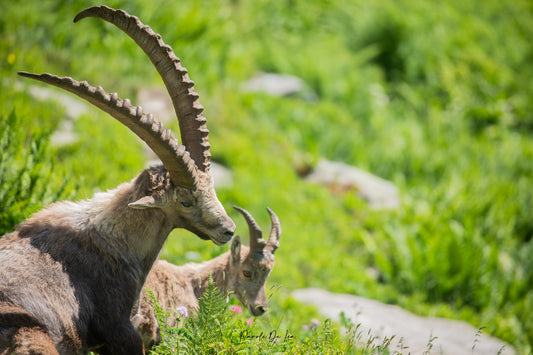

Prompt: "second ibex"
[0,6,235,355]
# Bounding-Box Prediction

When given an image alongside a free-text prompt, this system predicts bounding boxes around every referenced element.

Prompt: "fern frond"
[183,275,228,353]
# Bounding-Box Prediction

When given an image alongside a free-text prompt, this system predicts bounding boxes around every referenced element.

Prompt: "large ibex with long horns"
[0,6,235,355]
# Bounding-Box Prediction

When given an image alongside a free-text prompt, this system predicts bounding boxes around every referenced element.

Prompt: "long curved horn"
[74,6,211,172]
[266,207,281,253]
[17,72,198,190]
[233,206,267,252]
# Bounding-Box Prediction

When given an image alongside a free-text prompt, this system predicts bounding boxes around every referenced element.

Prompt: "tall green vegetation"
[0,110,75,234]
[150,278,231,354]
[1,0,532,352]
[149,279,437,354]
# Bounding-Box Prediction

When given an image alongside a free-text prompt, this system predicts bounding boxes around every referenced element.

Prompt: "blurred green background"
[1,0,532,352]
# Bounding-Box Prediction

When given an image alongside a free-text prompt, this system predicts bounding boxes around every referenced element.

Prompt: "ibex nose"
[256,305,266,315]
[222,218,236,238]
[215,221,235,245]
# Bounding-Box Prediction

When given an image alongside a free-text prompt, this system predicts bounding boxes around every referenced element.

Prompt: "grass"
[1,0,532,352]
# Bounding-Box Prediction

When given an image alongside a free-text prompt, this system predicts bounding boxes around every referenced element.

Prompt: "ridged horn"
[266,207,281,253]
[233,206,267,252]
[17,72,198,190]
[74,6,211,172]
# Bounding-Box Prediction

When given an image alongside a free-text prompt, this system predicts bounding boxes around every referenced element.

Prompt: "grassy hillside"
[1,0,532,352]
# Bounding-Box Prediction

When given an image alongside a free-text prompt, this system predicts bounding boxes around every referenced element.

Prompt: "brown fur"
[0,165,235,354]
[0,305,59,355]
[134,232,278,351]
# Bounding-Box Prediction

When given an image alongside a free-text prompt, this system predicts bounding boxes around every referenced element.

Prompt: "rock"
[23,84,90,146]
[304,158,400,209]
[241,72,317,100]
[209,161,234,188]
[50,119,78,146]
[28,85,89,119]
[292,288,514,355]
[137,87,174,123]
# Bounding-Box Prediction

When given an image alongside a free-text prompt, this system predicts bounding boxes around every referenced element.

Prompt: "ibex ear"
[231,235,241,264]
[129,196,160,209]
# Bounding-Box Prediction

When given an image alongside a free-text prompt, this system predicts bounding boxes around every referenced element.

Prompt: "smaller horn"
[266,207,281,253]
[233,206,267,251]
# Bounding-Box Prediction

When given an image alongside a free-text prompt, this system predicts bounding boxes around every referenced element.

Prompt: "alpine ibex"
[0,6,235,355]
[133,206,281,351]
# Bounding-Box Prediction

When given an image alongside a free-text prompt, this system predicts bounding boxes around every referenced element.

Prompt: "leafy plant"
[148,279,401,354]
[0,110,75,234]
[151,276,229,354]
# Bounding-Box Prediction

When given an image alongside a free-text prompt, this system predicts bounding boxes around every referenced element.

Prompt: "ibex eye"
[181,201,193,208]
[242,270,252,278]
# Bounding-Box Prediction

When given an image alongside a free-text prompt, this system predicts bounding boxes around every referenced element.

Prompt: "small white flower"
[176,306,189,318]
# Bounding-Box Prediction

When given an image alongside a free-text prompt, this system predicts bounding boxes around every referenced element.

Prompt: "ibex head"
[18,6,235,245]
[229,206,281,316]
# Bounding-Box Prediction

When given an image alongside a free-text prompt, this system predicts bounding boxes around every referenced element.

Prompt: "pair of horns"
[18,5,210,190]
[233,206,281,254]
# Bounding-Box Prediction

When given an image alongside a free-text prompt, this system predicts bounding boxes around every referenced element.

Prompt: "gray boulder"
[304,159,400,209]
[292,288,514,355]
[241,72,317,100]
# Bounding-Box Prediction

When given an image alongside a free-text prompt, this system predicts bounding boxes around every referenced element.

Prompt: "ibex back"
[0,6,235,355]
